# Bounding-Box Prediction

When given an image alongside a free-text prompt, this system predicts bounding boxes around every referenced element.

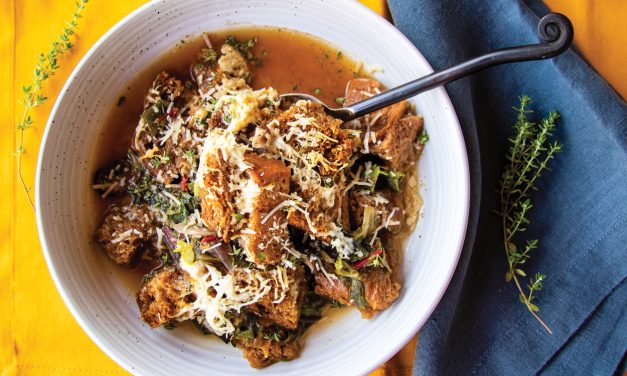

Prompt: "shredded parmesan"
[363,122,371,154]
[110,229,141,244]
[162,190,182,206]
[202,33,212,48]
[176,258,289,337]
[370,208,398,245]
[261,200,296,224]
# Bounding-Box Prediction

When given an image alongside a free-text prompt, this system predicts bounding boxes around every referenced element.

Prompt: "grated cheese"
[162,190,182,206]
[369,208,398,245]
[176,258,289,337]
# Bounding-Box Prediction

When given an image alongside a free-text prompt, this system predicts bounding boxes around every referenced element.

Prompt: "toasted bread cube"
[314,272,351,305]
[362,267,400,312]
[234,334,302,368]
[373,114,424,171]
[345,78,422,170]
[94,204,156,268]
[199,149,235,240]
[345,79,407,137]
[136,267,195,328]
[240,153,291,265]
[344,78,381,106]
[314,264,400,318]
[248,266,306,329]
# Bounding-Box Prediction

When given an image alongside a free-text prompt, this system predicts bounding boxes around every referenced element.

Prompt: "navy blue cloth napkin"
[387,0,627,374]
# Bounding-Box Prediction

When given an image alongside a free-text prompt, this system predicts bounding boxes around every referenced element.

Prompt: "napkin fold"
[387,0,627,374]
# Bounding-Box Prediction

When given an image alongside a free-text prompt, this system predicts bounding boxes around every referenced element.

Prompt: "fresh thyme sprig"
[16,0,88,210]
[498,95,562,334]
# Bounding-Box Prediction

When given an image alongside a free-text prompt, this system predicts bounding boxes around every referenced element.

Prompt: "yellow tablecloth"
[1,0,625,375]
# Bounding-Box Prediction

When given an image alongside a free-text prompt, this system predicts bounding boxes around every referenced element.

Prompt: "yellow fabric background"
[1,0,624,375]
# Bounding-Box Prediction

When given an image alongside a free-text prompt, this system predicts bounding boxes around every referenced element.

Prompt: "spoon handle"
[346,13,573,120]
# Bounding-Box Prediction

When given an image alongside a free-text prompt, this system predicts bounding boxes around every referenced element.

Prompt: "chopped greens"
[419,130,429,144]
[349,278,368,309]
[174,240,195,264]
[364,163,405,192]
[141,100,167,125]
[352,205,376,240]
[198,47,218,64]
[334,256,359,279]
[225,36,261,66]
[126,168,200,224]
[382,170,405,192]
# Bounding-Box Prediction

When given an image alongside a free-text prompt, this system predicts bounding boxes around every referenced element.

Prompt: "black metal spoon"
[279,13,573,121]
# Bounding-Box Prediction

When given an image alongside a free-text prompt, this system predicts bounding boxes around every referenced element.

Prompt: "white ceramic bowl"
[37,0,469,374]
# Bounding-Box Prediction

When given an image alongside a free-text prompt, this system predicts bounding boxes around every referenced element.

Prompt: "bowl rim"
[36,0,470,373]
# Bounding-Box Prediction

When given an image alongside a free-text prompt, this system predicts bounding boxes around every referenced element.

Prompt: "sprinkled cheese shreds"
[196,128,254,201]
[177,257,289,337]
[216,87,278,133]
[323,223,360,259]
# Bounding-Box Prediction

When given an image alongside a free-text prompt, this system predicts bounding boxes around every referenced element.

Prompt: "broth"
[94,27,363,180]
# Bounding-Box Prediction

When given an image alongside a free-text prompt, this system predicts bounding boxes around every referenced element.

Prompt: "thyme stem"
[16,0,88,210]
[498,95,561,334]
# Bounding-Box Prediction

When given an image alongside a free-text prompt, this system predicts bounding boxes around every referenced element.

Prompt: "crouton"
[198,149,291,263]
[361,267,400,313]
[234,334,302,368]
[344,78,382,106]
[248,266,306,329]
[198,148,235,239]
[218,44,249,80]
[94,204,156,267]
[136,267,195,328]
[254,101,355,176]
[379,114,424,171]
[133,71,203,183]
[314,272,351,305]
[314,264,399,318]
[345,78,407,138]
[145,71,185,106]
[240,153,291,265]
[345,78,423,170]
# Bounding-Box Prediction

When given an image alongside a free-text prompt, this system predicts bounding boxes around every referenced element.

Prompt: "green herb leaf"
[230,244,243,256]
[349,278,368,309]
[334,256,359,279]
[382,170,405,192]
[225,36,261,66]
[174,240,195,264]
[352,205,376,241]
[198,47,217,63]
[419,130,429,144]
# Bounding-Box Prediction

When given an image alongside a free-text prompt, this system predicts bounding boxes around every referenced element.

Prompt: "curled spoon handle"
[346,13,573,120]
